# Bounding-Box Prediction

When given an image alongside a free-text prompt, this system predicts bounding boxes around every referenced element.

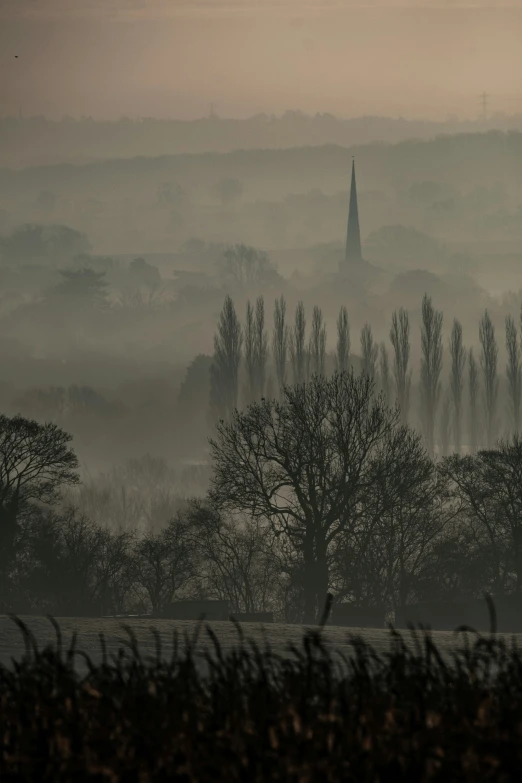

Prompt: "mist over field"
[1,0,522,637]
[1,129,522,473]
[6,6,522,780]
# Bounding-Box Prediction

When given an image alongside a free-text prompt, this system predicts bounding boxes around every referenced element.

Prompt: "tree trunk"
[0,504,19,569]
[313,542,330,625]
[302,532,330,625]
[513,531,522,595]
[302,532,317,624]
[0,504,20,612]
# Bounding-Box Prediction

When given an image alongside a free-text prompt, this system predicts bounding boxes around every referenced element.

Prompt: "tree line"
[210,292,519,456]
[0,413,280,617]
[3,365,522,624]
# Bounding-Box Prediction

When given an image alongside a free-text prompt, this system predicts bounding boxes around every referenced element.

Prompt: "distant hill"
[2,112,522,168]
[2,132,521,198]
[1,132,521,258]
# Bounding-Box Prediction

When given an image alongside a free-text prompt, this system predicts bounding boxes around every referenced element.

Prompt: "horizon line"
[3,110,522,124]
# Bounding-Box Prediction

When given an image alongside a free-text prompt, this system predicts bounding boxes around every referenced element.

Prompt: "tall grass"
[1,608,522,781]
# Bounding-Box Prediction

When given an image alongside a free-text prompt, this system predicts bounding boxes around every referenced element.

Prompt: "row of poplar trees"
[209,293,521,456]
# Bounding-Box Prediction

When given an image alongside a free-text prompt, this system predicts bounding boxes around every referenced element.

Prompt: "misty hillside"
[1,132,522,259]
[2,114,522,168]
[6,6,522,772]
[1,127,522,474]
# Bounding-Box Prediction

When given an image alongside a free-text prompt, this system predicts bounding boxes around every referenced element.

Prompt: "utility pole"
[478,91,489,121]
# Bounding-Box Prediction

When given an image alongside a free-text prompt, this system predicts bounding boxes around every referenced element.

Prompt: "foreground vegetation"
[1,613,521,781]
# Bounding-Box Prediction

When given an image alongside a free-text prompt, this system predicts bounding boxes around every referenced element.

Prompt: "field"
[1,615,519,668]
[2,614,522,779]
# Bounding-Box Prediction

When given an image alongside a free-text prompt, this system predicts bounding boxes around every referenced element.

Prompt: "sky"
[1,0,522,120]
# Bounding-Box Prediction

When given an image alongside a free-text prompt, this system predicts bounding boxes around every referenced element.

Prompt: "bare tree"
[0,415,79,514]
[379,342,392,407]
[69,456,184,536]
[209,371,400,623]
[217,244,281,289]
[57,508,102,591]
[213,177,243,207]
[289,301,307,385]
[0,414,79,574]
[133,515,194,614]
[468,348,479,454]
[390,308,411,424]
[209,295,243,421]
[57,510,106,614]
[360,324,378,382]
[20,508,104,616]
[419,294,443,456]
[309,305,327,377]
[92,527,136,616]
[272,295,289,393]
[449,319,466,454]
[265,374,275,402]
[444,438,522,595]
[336,306,350,373]
[187,502,279,614]
[506,314,521,435]
[337,434,451,612]
[479,310,498,448]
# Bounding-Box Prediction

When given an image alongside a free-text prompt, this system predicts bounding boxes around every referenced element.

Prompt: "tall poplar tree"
[419,294,443,457]
[390,308,411,424]
[210,295,243,421]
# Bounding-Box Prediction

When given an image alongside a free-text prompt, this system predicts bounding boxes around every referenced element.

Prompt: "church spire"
[345,158,362,262]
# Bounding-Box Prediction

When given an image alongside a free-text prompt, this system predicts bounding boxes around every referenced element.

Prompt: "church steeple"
[345,158,362,262]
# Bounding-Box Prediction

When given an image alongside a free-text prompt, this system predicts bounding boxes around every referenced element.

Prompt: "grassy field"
[1,614,519,667]
[2,614,522,779]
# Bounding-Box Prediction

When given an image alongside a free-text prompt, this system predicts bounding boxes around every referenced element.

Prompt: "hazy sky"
[1,0,521,120]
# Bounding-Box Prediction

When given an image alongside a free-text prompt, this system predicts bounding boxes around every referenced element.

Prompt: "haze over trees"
[505,314,522,435]
[419,295,443,456]
[479,310,499,449]
[5,21,522,777]
[1,223,522,619]
[272,295,289,394]
[3,114,522,168]
[389,308,411,425]
[449,320,466,455]
[6,357,522,623]
[1,109,522,626]
[0,224,91,266]
[209,296,243,422]
[335,306,350,374]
